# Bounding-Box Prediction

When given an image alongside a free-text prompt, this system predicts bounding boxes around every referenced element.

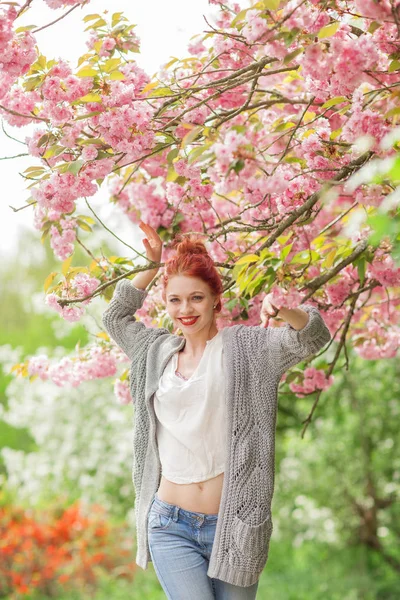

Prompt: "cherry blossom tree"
[4,0,400,435]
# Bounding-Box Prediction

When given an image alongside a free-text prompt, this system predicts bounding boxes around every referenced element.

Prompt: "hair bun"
[170,234,208,257]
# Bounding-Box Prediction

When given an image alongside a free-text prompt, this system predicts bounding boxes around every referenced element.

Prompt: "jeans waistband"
[151,492,219,524]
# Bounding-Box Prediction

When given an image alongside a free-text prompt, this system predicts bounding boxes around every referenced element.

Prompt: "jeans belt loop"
[173,505,179,522]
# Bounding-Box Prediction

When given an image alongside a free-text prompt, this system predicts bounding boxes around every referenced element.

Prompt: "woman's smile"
[178,316,200,326]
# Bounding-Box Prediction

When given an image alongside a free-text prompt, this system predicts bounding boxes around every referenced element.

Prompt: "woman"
[102,221,332,600]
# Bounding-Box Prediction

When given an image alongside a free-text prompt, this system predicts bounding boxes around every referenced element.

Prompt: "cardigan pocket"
[230,513,273,568]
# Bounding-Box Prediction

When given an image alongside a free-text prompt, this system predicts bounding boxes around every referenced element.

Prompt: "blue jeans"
[147,493,260,599]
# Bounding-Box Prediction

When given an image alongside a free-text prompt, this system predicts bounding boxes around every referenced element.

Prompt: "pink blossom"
[289,367,334,397]
[326,279,354,307]
[46,293,85,322]
[50,224,76,260]
[354,0,393,19]
[355,329,400,359]
[188,37,207,56]
[81,145,98,161]
[1,88,40,127]
[102,37,116,52]
[28,355,50,380]
[242,10,268,43]
[114,379,132,405]
[369,253,400,287]
[71,273,100,298]
[48,357,74,387]
[342,106,390,148]
[81,157,114,179]
[26,129,47,157]
[300,32,380,97]
[0,15,36,81]
[44,0,88,8]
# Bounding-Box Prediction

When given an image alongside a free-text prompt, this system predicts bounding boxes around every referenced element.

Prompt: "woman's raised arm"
[102,221,167,359]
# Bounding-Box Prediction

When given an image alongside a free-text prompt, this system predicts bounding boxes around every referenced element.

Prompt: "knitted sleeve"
[102,279,169,360]
[258,305,332,378]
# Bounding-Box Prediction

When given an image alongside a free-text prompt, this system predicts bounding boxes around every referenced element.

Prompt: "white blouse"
[153,329,226,484]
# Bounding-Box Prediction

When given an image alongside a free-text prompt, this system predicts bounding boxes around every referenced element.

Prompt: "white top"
[154,329,226,484]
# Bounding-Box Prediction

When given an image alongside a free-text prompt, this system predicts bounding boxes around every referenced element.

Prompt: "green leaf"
[87,18,107,28]
[322,248,337,268]
[321,96,347,109]
[235,254,260,266]
[180,125,204,149]
[103,58,121,73]
[76,67,98,77]
[24,166,45,174]
[281,243,293,261]
[23,76,43,91]
[67,160,84,175]
[317,22,340,38]
[112,12,124,27]
[385,107,400,118]
[368,21,381,34]
[75,111,102,121]
[44,271,58,292]
[77,215,96,225]
[78,93,102,103]
[83,13,102,22]
[62,256,73,275]
[77,219,93,232]
[283,48,303,64]
[109,70,126,80]
[15,24,37,32]
[367,213,396,245]
[231,9,249,27]
[43,145,65,159]
[330,128,342,140]
[388,156,400,182]
[37,134,50,147]
[79,137,103,145]
[167,148,179,164]
[262,0,281,9]
[389,60,400,73]
[291,250,320,264]
[285,371,303,384]
[188,143,212,164]
[273,121,296,132]
[224,297,240,310]
[355,257,366,285]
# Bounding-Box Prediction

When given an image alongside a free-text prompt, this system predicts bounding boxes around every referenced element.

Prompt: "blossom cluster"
[289,367,335,397]
[0,7,36,98]
[45,273,100,322]
[27,342,125,387]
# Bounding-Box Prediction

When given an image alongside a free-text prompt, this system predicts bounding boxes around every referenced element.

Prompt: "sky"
[0,0,212,258]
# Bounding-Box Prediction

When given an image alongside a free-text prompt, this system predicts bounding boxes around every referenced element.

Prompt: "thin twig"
[84,197,140,256]
[9,199,37,213]
[32,4,80,34]
[0,153,28,160]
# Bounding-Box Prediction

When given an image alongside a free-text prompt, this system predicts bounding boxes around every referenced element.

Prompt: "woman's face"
[166,275,218,332]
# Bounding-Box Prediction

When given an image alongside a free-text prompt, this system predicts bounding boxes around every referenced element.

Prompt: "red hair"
[161,234,223,312]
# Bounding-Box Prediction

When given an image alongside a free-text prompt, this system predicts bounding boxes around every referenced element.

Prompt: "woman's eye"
[170,296,203,302]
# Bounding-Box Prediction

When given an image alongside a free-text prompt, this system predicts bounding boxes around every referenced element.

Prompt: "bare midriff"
[157,472,224,515]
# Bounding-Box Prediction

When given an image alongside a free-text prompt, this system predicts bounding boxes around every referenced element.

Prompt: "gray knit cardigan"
[102,279,332,587]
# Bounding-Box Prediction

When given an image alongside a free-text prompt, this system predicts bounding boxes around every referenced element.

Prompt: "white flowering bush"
[1,351,136,524]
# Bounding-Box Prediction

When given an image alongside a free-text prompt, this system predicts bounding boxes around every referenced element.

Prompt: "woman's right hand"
[138,220,163,266]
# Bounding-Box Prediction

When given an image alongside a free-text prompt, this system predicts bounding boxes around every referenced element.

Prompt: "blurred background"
[1,1,399,599]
